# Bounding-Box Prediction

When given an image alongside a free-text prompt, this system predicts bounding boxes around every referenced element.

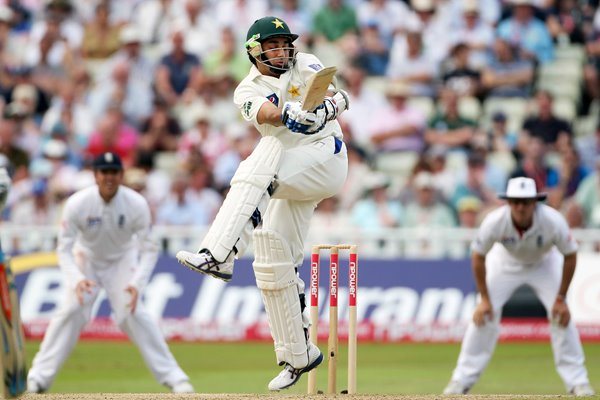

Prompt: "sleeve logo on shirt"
[537,235,543,248]
[118,214,125,228]
[266,93,279,107]
[243,101,253,118]
[308,64,323,71]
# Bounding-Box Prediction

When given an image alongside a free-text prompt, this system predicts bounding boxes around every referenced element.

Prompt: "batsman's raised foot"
[175,249,234,282]
[268,341,323,391]
[571,383,595,396]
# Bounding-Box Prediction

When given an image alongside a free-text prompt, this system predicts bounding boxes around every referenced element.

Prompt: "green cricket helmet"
[245,16,298,74]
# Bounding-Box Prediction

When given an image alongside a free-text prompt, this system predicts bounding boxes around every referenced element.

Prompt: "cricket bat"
[302,66,337,111]
[0,256,27,399]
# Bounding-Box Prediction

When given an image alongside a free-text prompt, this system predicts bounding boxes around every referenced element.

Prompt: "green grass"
[25,340,600,395]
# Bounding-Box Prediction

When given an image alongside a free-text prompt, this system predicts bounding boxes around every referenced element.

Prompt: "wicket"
[307,244,358,395]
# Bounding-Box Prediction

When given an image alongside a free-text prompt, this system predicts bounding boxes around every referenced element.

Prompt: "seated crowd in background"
[1,0,600,258]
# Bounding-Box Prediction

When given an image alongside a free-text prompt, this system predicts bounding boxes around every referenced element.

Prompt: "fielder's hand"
[76,279,96,305]
[125,285,138,314]
[473,298,493,326]
[0,167,11,211]
[551,296,570,327]
[281,101,326,134]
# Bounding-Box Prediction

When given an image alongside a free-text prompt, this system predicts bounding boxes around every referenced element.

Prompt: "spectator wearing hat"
[386,30,438,97]
[368,81,427,153]
[81,2,122,60]
[448,0,495,69]
[408,0,452,64]
[497,0,554,64]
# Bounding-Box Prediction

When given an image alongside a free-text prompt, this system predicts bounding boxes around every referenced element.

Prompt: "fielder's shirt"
[234,52,344,147]
[471,203,578,267]
[58,185,158,289]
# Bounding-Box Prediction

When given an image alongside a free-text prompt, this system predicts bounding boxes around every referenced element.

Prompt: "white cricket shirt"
[471,203,578,266]
[57,185,158,289]
[234,52,344,148]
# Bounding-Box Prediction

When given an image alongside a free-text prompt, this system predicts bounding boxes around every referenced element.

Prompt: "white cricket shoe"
[176,249,234,282]
[268,341,323,391]
[27,377,46,394]
[571,384,595,396]
[169,380,195,393]
[443,380,470,395]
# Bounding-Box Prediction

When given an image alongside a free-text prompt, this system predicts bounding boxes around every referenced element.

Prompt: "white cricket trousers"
[450,246,590,392]
[28,252,188,390]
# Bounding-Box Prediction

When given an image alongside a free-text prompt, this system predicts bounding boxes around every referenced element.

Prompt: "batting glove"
[322,89,350,122]
[281,101,326,134]
[0,168,11,212]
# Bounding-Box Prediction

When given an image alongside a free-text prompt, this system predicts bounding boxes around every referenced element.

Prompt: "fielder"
[443,177,595,396]
[176,16,349,390]
[27,152,194,394]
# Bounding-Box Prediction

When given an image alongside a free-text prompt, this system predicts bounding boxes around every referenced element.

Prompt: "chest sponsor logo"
[501,236,516,246]
[86,217,101,227]
[266,93,279,107]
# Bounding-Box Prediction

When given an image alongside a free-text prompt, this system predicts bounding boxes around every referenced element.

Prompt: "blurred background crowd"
[0,0,600,257]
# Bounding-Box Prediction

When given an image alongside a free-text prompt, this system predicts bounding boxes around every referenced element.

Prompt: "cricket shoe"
[27,377,47,394]
[571,384,595,396]
[169,380,195,393]
[268,342,323,391]
[443,380,470,395]
[176,249,234,282]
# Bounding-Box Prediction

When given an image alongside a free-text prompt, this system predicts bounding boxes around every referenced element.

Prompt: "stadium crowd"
[1,0,600,257]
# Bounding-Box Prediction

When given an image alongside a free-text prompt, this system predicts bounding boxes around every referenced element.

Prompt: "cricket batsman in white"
[444,177,595,396]
[176,16,349,390]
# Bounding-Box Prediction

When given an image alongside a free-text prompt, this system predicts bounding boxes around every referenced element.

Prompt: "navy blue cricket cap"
[93,152,123,171]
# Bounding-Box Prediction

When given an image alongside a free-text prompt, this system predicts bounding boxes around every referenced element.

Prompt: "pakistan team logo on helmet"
[245,16,298,73]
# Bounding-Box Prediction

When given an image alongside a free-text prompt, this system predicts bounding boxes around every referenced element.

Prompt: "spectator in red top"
[85,106,138,166]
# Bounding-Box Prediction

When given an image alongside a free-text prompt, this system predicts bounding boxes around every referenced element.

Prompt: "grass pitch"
[24,341,600,395]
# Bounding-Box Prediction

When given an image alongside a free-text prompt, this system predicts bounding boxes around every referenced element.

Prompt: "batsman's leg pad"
[253,229,309,369]
[201,136,283,261]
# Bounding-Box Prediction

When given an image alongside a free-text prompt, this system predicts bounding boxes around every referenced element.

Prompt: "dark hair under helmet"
[245,16,298,74]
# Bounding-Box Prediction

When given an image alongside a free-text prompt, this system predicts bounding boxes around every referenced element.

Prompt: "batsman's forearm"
[472,252,490,301]
[257,102,284,126]
[557,252,577,298]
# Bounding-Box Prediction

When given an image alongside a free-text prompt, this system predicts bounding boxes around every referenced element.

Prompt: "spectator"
[309,196,351,247]
[481,38,535,98]
[449,0,494,69]
[484,111,519,155]
[425,90,477,153]
[450,151,503,211]
[339,60,387,148]
[456,196,482,228]
[369,81,427,153]
[81,2,122,60]
[546,0,587,45]
[178,107,229,168]
[212,123,259,192]
[0,118,28,181]
[137,98,181,159]
[272,0,313,48]
[386,30,438,97]
[156,172,213,226]
[173,0,220,60]
[312,0,359,44]
[85,106,139,166]
[202,26,251,84]
[583,23,600,106]
[403,171,457,258]
[351,172,403,230]
[132,0,177,45]
[566,155,600,228]
[215,0,270,45]
[155,27,203,107]
[440,42,482,98]
[355,20,390,76]
[497,0,554,64]
[521,90,572,150]
[547,144,590,209]
[511,135,559,194]
[575,120,600,171]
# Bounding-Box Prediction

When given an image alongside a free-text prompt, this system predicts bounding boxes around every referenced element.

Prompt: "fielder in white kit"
[176,16,349,390]
[444,177,595,396]
[27,152,193,394]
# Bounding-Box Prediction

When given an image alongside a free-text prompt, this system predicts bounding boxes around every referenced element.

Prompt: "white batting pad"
[253,229,309,369]
[201,136,284,261]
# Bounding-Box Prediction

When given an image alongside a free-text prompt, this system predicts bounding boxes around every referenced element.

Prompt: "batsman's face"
[508,198,536,228]
[95,169,123,202]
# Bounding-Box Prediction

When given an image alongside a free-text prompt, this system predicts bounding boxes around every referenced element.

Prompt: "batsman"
[176,16,349,390]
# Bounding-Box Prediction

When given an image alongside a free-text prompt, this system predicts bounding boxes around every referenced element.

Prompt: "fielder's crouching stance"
[443,177,595,397]
[176,16,349,390]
